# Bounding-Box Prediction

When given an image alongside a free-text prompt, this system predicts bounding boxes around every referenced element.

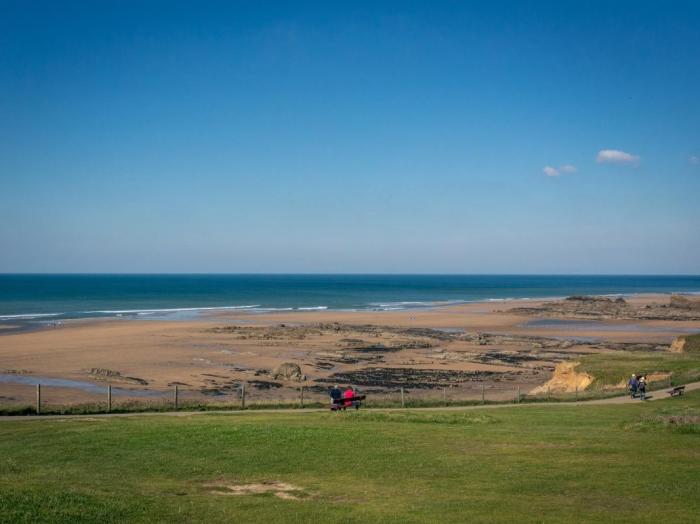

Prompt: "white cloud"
[596,149,640,166]
[560,164,577,173]
[690,155,699,165]
[543,164,576,177]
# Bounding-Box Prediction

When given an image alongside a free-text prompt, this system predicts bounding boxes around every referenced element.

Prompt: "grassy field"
[1,392,699,523]
[681,333,700,353]
[577,351,700,389]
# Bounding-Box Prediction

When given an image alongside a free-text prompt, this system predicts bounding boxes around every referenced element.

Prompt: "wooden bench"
[668,386,685,397]
[330,395,366,410]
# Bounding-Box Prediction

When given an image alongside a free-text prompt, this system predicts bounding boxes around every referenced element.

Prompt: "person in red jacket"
[343,386,355,410]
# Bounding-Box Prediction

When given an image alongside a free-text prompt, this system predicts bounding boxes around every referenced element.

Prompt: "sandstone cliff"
[530,362,593,394]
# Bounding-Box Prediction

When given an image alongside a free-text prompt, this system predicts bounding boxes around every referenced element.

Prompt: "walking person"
[628,374,638,399]
[638,376,647,400]
[352,385,362,410]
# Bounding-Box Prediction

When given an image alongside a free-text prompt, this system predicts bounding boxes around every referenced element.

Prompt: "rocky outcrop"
[317,367,515,389]
[468,332,575,349]
[209,322,453,342]
[670,295,700,311]
[87,368,149,385]
[530,362,593,394]
[670,336,687,353]
[271,362,306,381]
[567,295,626,304]
[464,332,667,352]
[509,295,700,321]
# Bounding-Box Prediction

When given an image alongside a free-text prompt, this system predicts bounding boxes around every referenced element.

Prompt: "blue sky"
[1,1,699,273]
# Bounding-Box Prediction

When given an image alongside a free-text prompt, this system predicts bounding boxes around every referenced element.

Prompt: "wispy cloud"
[690,155,699,165]
[560,164,577,173]
[596,149,640,166]
[543,164,576,177]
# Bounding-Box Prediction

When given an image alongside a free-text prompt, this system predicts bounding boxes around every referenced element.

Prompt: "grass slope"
[1,394,699,523]
[577,351,700,389]
[682,333,700,353]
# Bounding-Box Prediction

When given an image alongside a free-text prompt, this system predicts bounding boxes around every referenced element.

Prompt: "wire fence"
[0,375,681,416]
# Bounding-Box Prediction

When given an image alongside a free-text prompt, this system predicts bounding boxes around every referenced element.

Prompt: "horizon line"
[1,272,700,277]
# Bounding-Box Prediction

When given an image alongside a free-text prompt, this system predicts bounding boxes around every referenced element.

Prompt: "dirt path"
[584,381,700,404]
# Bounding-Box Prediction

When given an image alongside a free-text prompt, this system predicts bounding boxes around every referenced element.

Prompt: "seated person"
[343,386,355,410]
[329,384,342,407]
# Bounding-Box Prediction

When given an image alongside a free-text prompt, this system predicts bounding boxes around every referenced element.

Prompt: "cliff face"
[670,337,686,353]
[531,362,593,394]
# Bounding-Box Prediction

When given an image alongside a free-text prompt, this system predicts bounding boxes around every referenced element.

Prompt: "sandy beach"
[1,293,698,408]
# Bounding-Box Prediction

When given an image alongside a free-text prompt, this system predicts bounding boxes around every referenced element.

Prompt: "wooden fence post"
[575,385,578,402]
[400,387,405,408]
[300,386,304,408]
[443,387,447,406]
[241,382,246,409]
[107,385,112,413]
[174,385,179,410]
[481,384,485,404]
[36,384,41,415]
[517,386,521,403]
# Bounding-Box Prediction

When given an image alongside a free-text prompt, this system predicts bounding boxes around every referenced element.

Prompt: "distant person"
[638,376,647,400]
[351,386,362,410]
[628,374,638,398]
[330,384,342,408]
[343,386,355,410]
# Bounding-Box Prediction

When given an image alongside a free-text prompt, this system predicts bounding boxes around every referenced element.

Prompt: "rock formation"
[530,362,593,394]
[271,362,306,381]
[670,295,700,311]
[509,295,700,321]
[670,336,687,353]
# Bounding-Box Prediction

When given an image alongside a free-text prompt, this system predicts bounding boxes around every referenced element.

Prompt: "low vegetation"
[1,392,699,523]
[682,333,700,353]
[576,351,700,389]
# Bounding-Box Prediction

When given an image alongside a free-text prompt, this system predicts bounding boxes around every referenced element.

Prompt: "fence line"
[2,377,672,416]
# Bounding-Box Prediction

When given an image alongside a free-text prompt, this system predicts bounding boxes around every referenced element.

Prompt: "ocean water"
[1,274,699,321]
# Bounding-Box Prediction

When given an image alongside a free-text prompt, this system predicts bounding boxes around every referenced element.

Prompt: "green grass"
[681,333,700,353]
[1,392,699,523]
[0,393,637,418]
[577,351,700,389]
[0,398,501,417]
[0,378,694,417]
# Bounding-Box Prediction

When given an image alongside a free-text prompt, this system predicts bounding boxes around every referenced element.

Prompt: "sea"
[1,274,700,323]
